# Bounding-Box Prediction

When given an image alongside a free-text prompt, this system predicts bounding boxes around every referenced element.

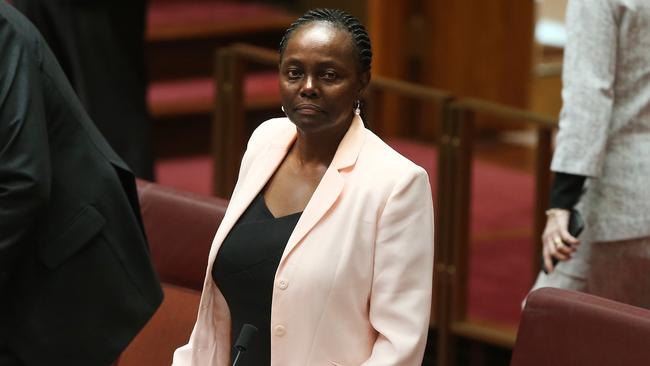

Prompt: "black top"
[549,172,587,209]
[212,193,301,366]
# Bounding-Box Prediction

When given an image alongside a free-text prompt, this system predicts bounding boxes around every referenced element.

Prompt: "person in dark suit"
[0,4,162,366]
[11,0,154,180]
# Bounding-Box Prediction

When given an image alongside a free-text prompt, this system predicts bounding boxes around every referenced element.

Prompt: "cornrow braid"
[279,8,372,74]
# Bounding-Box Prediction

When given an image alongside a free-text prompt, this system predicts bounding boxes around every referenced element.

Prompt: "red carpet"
[386,139,534,328]
[155,138,534,328]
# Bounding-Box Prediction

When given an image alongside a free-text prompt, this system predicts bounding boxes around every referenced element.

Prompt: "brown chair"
[510,287,650,366]
[116,180,228,366]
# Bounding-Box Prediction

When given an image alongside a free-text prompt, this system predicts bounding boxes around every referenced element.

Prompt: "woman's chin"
[290,114,325,128]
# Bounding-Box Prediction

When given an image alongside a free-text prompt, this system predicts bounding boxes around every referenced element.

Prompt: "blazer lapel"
[207,122,297,265]
[281,115,366,263]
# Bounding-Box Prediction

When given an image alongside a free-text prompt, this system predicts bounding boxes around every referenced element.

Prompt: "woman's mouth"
[295,104,324,115]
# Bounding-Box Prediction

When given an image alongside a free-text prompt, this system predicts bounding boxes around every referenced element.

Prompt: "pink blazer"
[173,115,434,365]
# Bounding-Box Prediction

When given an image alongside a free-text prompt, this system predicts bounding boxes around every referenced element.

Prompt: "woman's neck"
[291,117,352,167]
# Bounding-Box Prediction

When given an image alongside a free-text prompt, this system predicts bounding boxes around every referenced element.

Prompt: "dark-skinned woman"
[174,9,434,366]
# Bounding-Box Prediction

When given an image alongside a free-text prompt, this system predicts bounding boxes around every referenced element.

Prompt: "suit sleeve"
[362,168,435,366]
[0,27,51,294]
[551,0,618,177]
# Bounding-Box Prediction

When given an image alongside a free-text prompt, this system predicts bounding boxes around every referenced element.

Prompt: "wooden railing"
[212,44,280,199]
[436,98,556,365]
[212,43,558,366]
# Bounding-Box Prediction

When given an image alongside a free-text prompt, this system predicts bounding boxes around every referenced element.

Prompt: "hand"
[542,208,580,273]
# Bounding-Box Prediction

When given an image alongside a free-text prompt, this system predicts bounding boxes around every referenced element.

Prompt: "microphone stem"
[232,350,242,366]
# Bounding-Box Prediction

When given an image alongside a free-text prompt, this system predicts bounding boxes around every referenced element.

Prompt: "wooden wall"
[295,0,367,22]
[367,0,536,137]
[278,0,539,137]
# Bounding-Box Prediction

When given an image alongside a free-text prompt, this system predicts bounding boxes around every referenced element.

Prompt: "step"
[148,72,280,118]
[147,1,294,42]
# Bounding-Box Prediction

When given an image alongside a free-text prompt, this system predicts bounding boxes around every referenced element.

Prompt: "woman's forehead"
[284,22,355,59]
[298,23,339,45]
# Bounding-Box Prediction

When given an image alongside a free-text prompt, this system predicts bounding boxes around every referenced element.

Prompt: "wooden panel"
[422,0,534,104]
[528,71,562,118]
[367,0,413,137]
[366,0,535,137]
[451,320,517,349]
[296,0,367,22]
[421,0,535,132]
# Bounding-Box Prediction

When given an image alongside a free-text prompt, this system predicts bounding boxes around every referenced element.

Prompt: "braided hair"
[279,8,372,74]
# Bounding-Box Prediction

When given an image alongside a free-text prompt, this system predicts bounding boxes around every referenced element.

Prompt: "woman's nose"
[299,75,318,98]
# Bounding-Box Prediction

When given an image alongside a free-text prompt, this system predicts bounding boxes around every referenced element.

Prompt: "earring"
[281,105,286,113]
[354,100,361,115]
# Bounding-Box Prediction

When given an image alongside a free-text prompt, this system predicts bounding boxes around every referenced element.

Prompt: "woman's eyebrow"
[284,58,344,68]
[281,58,302,65]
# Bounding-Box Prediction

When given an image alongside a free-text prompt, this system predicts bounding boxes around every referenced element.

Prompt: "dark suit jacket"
[0,4,162,365]
[11,0,154,180]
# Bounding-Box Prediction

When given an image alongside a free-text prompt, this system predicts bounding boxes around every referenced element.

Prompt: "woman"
[174,9,434,365]
[529,0,650,309]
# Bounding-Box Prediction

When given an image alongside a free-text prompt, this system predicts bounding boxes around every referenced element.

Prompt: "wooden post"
[533,128,553,275]
[213,48,245,198]
[450,107,474,324]
[435,103,456,366]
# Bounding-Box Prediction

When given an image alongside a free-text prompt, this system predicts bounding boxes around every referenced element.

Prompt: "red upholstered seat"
[117,284,201,366]
[511,287,650,366]
[136,179,228,290]
[115,181,229,365]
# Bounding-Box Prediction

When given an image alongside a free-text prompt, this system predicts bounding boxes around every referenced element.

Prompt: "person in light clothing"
[173,8,434,366]
[530,0,650,308]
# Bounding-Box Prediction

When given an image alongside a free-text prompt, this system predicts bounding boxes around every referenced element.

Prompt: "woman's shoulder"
[247,117,294,148]
[350,129,432,203]
[360,129,428,177]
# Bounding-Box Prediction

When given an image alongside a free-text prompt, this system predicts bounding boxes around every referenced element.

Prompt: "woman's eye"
[287,69,302,79]
[322,71,337,80]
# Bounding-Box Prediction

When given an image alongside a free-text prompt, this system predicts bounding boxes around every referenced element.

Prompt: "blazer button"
[274,325,286,337]
[277,279,288,290]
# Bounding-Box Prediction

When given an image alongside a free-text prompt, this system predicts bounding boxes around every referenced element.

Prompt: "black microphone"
[232,323,258,366]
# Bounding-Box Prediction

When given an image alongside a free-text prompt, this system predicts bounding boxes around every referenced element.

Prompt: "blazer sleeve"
[551,0,618,177]
[362,167,435,366]
[0,24,51,294]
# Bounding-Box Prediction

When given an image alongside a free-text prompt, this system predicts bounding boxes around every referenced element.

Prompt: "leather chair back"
[137,179,228,290]
[511,287,650,366]
[116,180,229,366]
